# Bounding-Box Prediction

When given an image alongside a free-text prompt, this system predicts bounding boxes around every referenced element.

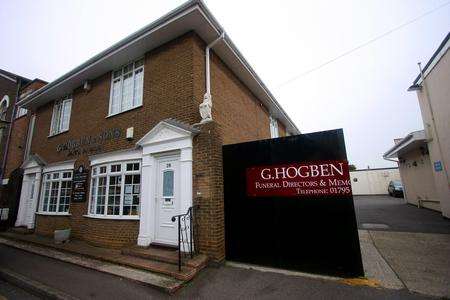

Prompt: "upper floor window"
[50,96,72,136]
[109,58,144,116]
[270,116,279,138]
[15,106,28,119]
[0,95,9,121]
[40,171,73,214]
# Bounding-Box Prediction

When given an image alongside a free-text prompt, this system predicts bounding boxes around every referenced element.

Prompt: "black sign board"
[72,165,89,203]
[222,129,364,277]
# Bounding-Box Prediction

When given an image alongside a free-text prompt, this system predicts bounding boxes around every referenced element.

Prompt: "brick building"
[12,0,299,261]
[0,70,47,226]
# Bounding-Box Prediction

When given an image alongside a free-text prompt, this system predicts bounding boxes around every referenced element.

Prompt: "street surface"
[0,195,448,299]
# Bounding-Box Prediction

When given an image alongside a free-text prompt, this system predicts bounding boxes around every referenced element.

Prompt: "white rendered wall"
[350,168,401,195]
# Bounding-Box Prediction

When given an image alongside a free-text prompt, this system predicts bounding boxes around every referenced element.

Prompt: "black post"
[189,207,193,258]
[178,217,181,271]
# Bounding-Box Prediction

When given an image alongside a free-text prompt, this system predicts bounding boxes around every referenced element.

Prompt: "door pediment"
[136,119,198,147]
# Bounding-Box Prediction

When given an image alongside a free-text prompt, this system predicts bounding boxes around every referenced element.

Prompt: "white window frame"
[0,95,9,120]
[50,95,72,136]
[270,116,279,138]
[15,106,28,119]
[88,160,141,220]
[39,170,73,215]
[108,58,144,117]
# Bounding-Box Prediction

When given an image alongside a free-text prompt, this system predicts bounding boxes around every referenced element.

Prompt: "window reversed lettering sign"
[247,160,351,197]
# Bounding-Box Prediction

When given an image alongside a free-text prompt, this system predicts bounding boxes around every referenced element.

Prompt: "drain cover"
[361,223,390,229]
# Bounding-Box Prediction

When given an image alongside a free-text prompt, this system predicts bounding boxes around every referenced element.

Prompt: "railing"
[171,205,197,271]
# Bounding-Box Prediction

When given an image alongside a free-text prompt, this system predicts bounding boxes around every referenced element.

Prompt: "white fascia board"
[43,160,76,173]
[89,148,142,166]
[18,0,299,134]
[383,131,426,159]
[416,40,449,85]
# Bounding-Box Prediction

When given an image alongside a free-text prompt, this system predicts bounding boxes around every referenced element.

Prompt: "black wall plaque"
[72,165,89,203]
[222,129,364,277]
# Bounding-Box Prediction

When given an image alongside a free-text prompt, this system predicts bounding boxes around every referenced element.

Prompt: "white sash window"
[108,58,144,116]
[50,96,72,136]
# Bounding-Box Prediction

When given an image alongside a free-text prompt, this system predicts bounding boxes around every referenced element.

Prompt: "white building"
[350,168,400,195]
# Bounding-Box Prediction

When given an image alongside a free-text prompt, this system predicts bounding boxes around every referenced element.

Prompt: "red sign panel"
[246,160,351,197]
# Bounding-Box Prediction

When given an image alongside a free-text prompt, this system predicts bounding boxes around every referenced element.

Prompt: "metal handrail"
[171,205,197,271]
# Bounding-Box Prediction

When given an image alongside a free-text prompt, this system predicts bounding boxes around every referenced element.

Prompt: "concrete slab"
[369,231,450,298]
[358,230,404,290]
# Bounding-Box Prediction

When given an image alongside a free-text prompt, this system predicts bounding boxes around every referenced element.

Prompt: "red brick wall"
[80,218,139,248]
[35,215,71,236]
[191,36,281,145]
[26,32,290,258]
[4,80,48,178]
[29,33,199,247]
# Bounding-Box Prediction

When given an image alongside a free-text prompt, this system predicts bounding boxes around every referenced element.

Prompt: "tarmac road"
[0,244,432,300]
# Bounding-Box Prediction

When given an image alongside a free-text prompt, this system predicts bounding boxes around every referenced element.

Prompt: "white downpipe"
[205,33,225,97]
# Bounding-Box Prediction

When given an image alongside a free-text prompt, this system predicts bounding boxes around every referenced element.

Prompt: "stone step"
[8,227,34,235]
[115,254,198,281]
[122,246,209,270]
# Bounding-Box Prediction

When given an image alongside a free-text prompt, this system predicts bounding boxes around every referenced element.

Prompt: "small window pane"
[53,173,60,179]
[99,166,107,174]
[111,164,121,173]
[163,170,174,197]
[134,58,144,68]
[113,70,122,78]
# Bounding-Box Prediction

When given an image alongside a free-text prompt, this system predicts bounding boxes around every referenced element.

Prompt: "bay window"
[50,95,72,136]
[109,58,144,116]
[40,171,73,213]
[89,161,141,218]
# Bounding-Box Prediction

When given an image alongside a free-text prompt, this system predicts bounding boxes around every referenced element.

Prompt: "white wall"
[350,168,400,195]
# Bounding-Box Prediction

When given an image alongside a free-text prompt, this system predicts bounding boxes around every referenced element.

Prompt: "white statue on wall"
[199,93,212,123]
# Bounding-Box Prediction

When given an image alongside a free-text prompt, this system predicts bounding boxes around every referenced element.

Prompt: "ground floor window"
[40,171,73,213]
[89,161,141,217]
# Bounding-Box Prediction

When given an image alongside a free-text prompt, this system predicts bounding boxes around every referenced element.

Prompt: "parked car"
[388,180,404,197]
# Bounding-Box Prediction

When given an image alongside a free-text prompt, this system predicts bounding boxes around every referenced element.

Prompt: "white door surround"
[137,120,196,247]
[15,157,44,229]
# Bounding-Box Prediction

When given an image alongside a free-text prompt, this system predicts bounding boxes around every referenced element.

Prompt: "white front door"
[154,155,180,245]
[24,174,37,227]
[16,173,38,229]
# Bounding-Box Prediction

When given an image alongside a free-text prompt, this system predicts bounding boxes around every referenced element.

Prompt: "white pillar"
[180,147,193,213]
[138,155,155,246]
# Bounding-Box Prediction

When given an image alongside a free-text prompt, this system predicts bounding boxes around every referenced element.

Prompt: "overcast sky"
[1,0,449,169]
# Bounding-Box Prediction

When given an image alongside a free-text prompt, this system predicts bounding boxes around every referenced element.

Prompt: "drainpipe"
[204,33,225,103]
[1,78,23,181]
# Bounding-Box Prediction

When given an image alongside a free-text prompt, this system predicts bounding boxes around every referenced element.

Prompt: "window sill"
[83,214,139,221]
[36,212,71,216]
[106,105,143,119]
[48,129,69,138]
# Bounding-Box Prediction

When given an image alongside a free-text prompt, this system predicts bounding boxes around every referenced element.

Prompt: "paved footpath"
[354,195,450,298]
[0,244,431,300]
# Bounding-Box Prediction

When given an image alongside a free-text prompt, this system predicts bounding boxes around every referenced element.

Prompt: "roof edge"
[411,32,450,86]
